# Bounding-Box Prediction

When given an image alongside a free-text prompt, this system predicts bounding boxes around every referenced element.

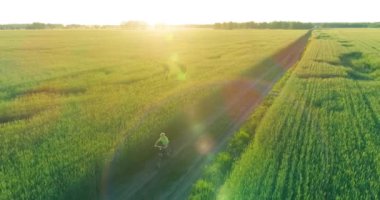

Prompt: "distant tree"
[28,22,46,29]
[212,21,368,30]
[320,22,372,28]
[369,22,380,28]
[120,21,148,29]
[65,24,87,29]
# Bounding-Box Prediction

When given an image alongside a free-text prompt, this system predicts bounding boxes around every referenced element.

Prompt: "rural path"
[104,31,311,200]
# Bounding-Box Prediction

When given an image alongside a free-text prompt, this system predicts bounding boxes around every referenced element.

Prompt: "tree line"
[0,23,64,30]
[0,22,119,30]
[214,21,380,30]
[318,22,380,28]
[1,21,380,30]
[215,21,314,29]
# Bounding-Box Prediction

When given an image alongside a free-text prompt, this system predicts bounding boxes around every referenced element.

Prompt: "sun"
[143,16,183,27]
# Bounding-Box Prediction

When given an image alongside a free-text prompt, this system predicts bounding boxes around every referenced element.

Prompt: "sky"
[1,0,379,25]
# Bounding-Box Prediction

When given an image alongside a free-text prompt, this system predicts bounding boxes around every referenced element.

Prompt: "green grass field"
[209,29,380,199]
[3,28,379,200]
[0,29,307,199]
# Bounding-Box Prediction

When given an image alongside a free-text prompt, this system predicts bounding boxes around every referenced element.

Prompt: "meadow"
[209,29,380,199]
[0,29,307,199]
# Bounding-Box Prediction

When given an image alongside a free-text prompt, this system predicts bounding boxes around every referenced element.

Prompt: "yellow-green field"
[0,29,307,199]
[195,29,380,199]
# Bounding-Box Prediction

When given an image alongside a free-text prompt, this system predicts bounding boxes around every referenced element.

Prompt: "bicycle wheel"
[156,151,163,168]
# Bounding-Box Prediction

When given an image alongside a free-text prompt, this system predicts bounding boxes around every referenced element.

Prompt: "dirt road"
[103,31,311,200]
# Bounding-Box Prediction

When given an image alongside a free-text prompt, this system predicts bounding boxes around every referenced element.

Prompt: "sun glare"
[1,0,379,24]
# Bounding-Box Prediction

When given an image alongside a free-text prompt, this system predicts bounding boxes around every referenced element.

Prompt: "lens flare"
[177,63,187,81]
[170,53,179,62]
[195,135,215,155]
[191,123,204,135]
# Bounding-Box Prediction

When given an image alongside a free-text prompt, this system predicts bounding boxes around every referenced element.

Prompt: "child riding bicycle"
[154,132,170,157]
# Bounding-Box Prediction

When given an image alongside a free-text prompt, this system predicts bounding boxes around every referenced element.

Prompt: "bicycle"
[154,145,170,168]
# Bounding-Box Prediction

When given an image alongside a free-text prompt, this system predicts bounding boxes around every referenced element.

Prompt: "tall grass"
[218,29,380,199]
[0,29,306,199]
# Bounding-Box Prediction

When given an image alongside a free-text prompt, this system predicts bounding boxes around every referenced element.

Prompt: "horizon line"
[1,20,380,26]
